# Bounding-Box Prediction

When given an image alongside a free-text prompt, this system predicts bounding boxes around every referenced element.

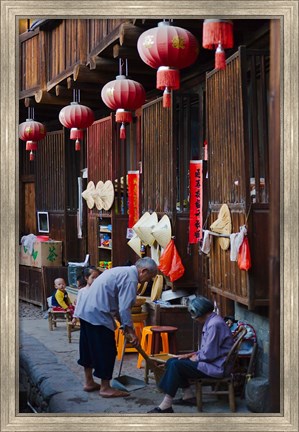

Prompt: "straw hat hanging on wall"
[132,212,152,239]
[127,234,142,257]
[151,214,172,248]
[210,203,232,250]
[137,212,158,246]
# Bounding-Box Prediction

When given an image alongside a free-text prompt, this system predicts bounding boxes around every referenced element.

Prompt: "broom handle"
[117,334,127,377]
[123,331,156,369]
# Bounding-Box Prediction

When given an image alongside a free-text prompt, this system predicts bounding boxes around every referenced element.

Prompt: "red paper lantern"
[101,75,146,139]
[19,118,46,161]
[202,19,234,70]
[59,102,94,151]
[137,21,199,107]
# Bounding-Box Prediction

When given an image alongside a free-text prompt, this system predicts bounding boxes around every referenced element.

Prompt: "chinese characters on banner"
[128,171,140,228]
[189,160,203,243]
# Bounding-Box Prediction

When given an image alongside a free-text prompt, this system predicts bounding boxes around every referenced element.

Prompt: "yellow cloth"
[55,289,72,310]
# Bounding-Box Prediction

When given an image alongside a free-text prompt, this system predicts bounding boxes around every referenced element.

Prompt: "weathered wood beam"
[89,56,118,71]
[33,90,101,112]
[119,23,144,47]
[73,64,112,84]
[35,90,71,105]
[55,85,70,98]
[113,44,138,60]
[66,77,102,93]
[24,97,36,108]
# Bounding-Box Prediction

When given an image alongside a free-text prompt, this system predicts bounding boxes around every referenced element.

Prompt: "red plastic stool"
[150,326,178,354]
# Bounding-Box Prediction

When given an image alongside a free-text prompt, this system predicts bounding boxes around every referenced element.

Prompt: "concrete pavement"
[19,314,250,414]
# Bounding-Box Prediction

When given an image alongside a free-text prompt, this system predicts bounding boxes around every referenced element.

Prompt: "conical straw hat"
[133,212,152,239]
[81,181,96,209]
[127,234,142,257]
[210,203,232,250]
[137,212,158,246]
[150,242,160,265]
[151,214,172,248]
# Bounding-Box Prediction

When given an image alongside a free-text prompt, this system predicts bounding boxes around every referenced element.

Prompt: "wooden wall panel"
[206,47,270,308]
[87,19,124,53]
[209,209,248,303]
[46,20,87,82]
[207,53,246,204]
[20,32,40,92]
[248,206,269,305]
[87,116,113,184]
[35,130,65,211]
[113,215,137,266]
[24,182,36,234]
[48,212,65,242]
[64,212,85,262]
[142,98,174,214]
[87,212,99,267]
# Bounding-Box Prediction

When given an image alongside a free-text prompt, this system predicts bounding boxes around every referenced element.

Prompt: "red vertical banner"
[189,160,203,243]
[128,170,140,228]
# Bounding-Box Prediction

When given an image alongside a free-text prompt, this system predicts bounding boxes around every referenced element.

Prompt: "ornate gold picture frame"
[0,1,298,431]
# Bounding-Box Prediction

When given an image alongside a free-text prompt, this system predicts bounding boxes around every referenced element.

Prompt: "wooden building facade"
[18,17,280,410]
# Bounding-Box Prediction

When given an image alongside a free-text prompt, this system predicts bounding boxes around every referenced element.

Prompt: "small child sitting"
[51,278,74,316]
[71,266,100,325]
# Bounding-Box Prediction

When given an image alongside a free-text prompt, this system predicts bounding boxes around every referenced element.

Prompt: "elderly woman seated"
[147,295,234,413]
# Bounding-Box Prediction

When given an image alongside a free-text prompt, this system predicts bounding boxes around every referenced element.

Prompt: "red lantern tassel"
[120,123,126,140]
[215,43,226,70]
[26,141,38,151]
[29,151,35,161]
[163,88,171,108]
[157,67,180,90]
[75,139,81,151]
[70,128,84,140]
[202,20,234,49]
[116,109,132,124]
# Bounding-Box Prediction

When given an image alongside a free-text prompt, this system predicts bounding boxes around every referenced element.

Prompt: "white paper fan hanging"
[81,181,96,209]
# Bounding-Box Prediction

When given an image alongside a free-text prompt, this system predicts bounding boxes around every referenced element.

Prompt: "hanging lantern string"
[28,106,35,120]
[125,58,128,77]
[119,58,122,76]
[72,89,81,103]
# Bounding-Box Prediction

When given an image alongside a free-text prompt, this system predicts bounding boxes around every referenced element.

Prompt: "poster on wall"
[189,160,203,243]
[128,170,140,228]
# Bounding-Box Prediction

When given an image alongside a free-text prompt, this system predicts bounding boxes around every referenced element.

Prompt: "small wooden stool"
[67,320,80,343]
[150,326,178,355]
[48,309,71,331]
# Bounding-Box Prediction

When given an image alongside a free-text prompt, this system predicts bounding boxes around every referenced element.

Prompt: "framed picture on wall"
[37,211,49,233]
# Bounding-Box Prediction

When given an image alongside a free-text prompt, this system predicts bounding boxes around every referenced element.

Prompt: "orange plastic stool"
[136,326,170,368]
[116,320,145,361]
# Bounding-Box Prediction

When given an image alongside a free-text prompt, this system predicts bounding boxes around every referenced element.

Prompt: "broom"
[124,332,166,385]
